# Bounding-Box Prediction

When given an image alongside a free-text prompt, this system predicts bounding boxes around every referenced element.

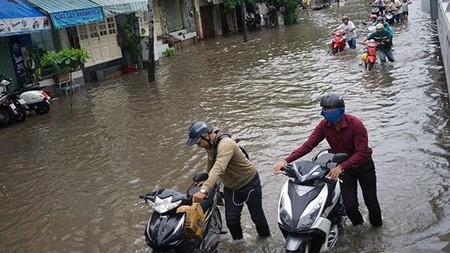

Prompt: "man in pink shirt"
[273,94,382,227]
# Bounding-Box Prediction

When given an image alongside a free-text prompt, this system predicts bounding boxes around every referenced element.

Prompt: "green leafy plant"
[40,48,89,76]
[123,16,142,65]
[162,48,176,57]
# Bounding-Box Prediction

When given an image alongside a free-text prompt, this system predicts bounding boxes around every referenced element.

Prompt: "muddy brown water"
[1,1,450,252]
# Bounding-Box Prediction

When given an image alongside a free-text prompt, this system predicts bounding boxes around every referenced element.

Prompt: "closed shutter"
[165,0,184,32]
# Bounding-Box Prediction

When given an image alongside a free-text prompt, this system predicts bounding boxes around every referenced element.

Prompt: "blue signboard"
[51,7,103,29]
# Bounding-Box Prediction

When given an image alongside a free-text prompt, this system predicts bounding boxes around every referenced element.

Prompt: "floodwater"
[1,1,450,253]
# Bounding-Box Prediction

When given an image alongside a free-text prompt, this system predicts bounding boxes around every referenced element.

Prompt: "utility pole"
[193,0,203,39]
[240,1,248,42]
[147,0,155,82]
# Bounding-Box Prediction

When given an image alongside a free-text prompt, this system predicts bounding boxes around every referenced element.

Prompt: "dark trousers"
[223,173,270,240]
[340,159,382,227]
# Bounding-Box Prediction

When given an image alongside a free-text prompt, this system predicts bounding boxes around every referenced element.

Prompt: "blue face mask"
[321,108,345,124]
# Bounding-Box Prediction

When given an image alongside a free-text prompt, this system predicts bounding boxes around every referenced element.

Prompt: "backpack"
[213,130,250,160]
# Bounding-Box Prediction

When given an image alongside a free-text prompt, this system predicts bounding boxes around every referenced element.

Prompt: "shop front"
[0,0,52,89]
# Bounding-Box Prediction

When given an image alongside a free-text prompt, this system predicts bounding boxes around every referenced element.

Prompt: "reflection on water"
[1,1,450,252]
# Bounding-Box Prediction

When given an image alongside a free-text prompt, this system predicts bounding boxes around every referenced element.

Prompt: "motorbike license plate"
[9,103,16,110]
[18,98,27,105]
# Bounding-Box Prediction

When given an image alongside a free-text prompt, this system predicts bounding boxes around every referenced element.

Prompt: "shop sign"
[0,17,50,36]
[51,7,103,29]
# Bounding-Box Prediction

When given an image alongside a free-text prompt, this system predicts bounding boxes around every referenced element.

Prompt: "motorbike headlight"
[279,205,293,227]
[297,199,323,229]
[153,196,181,214]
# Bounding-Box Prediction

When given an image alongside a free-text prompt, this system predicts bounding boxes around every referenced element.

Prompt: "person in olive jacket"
[187,121,270,240]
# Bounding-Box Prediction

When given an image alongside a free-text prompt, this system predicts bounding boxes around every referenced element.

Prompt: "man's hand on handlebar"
[273,160,288,175]
[193,191,206,203]
[326,165,343,181]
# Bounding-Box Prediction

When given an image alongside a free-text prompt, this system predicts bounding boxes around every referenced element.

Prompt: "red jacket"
[285,113,373,170]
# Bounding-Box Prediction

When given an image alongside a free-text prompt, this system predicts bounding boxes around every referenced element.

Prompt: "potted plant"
[40,48,89,83]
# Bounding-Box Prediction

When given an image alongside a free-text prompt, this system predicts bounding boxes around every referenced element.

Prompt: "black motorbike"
[140,172,224,253]
[0,92,28,126]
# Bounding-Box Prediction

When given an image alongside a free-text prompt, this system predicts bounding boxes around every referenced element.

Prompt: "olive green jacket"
[201,135,256,193]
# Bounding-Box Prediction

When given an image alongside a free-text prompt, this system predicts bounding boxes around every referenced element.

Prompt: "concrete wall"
[436,0,450,99]
[422,0,431,12]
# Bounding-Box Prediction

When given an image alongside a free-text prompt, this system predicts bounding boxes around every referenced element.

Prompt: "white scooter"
[278,150,348,253]
[0,72,51,115]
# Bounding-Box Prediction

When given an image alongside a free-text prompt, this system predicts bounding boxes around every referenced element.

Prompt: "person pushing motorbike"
[273,94,383,228]
[187,121,271,240]
[332,15,357,49]
[364,23,394,63]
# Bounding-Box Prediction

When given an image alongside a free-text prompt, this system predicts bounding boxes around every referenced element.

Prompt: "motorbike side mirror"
[332,153,348,163]
[192,172,209,182]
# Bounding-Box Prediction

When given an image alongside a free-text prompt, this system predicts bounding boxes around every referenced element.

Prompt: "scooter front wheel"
[0,109,12,126]
[286,241,311,253]
[286,237,312,253]
[332,47,338,55]
[13,109,26,123]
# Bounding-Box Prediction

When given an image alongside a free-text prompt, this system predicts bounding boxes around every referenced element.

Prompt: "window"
[107,17,116,34]
[77,17,117,39]
[78,25,88,40]
[99,23,107,36]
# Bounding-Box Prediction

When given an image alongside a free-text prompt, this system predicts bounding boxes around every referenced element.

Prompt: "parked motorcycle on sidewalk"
[0,72,52,115]
[140,172,224,253]
[277,150,348,253]
[330,30,346,55]
[0,92,28,126]
[360,39,380,71]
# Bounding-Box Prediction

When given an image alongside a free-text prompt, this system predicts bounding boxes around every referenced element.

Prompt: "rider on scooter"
[370,0,386,16]
[364,23,394,63]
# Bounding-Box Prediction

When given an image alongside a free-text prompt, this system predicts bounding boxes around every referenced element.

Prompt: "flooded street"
[1,0,450,252]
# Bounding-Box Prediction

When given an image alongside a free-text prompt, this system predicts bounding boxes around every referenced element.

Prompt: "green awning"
[26,0,104,28]
[89,0,147,17]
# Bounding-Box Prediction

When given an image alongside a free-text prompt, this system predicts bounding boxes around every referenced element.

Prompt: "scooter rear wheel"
[35,101,50,115]
[368,63,374,71]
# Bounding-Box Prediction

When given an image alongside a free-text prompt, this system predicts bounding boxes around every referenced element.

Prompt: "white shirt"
[337,21,357,40]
